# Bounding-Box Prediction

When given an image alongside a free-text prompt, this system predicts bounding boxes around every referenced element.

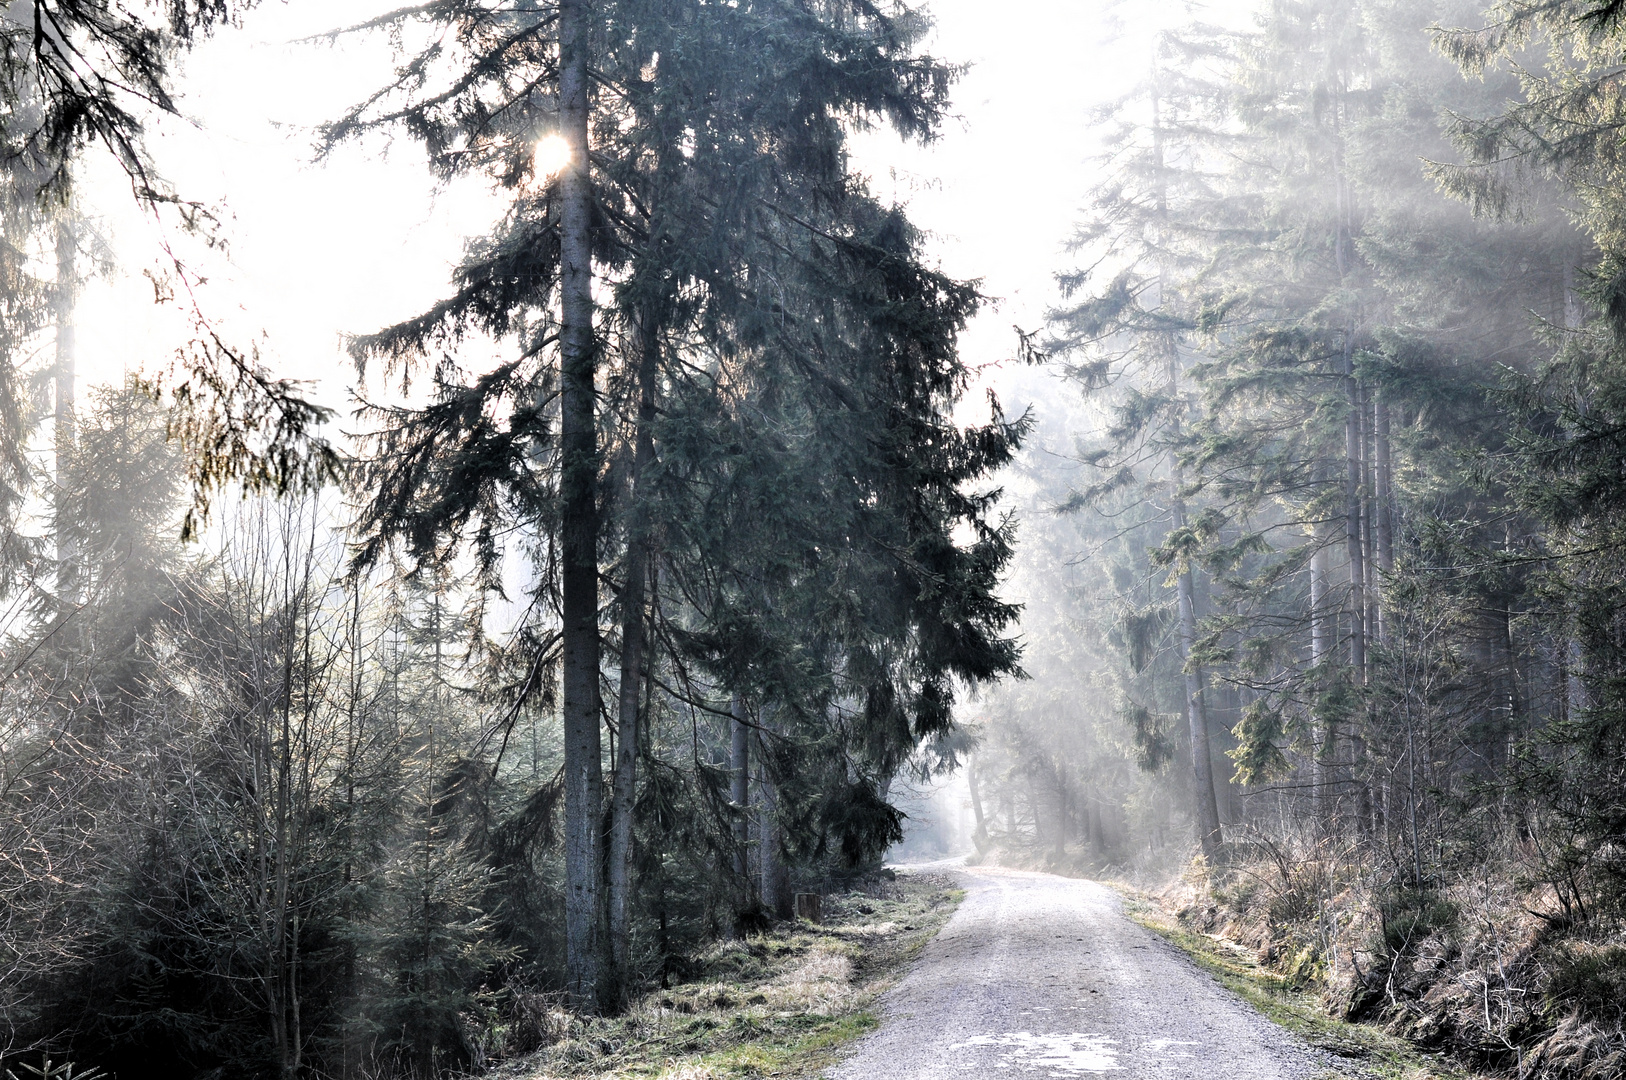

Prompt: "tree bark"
[1348,378,1373,835]
[1164,334,1221,861]
[1310,528,1332,817]
[1374,390,1393,641]
[1562,258,1589,720]
[729,693,750,917]
[558,0,604,1012]
[1151,81,1220,862]
[966,758,988,854]
[1176,553,1223,862]
[607,317,658,1006]
[1345,364,1367,680]
[1053,768,1068,858]
[1362,384,1378,655]
[757,719,791,920]
[1026,772,1043,848]
[54,208,77,599]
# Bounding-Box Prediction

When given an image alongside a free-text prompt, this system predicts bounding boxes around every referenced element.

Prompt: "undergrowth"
[1116,885,1490,1080]
[489,872,963,1080]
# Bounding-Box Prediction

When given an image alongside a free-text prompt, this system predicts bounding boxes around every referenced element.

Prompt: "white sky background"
[70,0,1252,428]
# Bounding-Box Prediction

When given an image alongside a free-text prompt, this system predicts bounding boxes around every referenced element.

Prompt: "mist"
[2,1,1625,1078]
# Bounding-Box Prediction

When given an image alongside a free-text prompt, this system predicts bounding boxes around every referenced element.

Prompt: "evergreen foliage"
[964,0,1626,1071]
[15,0,1626,1077]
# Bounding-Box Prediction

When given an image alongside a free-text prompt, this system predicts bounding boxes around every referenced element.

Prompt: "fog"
[5,0,1626,1076]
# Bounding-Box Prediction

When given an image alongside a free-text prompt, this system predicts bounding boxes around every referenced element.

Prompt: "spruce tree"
[335,0,1019,1009]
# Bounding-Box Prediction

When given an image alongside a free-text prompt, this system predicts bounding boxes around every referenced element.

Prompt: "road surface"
[832,865,1337,1079]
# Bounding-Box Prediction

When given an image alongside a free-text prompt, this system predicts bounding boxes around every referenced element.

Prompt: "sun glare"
[534,133,572,179]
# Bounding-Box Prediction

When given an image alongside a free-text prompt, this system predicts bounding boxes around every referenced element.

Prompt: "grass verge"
[494,873,963,1080]
[1111,885,1492,1080]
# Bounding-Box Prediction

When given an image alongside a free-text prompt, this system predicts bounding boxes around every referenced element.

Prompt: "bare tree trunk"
[1310,493,1333,821]
[966,758,988,854]
[729,694,750,922]
[1345,366,1367,681]
[1374,391,1393,641]
[559,0,603,1012]
[1562,259,1589,721]
[1026,772,1042,849]
[1053,768,1068,858]
[1362,384,1378,654]
[1330,78,1374,836]
[757,719,791,920]
[1150,81,1221,861]
[1348,377,1372,835]
[54,209,77,599]
[1177,554,1223,862]
[1310,532,1330,667]
[607,313,659,1007]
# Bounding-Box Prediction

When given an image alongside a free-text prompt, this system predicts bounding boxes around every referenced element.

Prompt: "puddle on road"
[950,1032,1121,1073]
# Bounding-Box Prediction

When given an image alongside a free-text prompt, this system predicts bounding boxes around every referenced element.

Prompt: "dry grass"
[1114,882,1490,1080]
[489,873,964,1080]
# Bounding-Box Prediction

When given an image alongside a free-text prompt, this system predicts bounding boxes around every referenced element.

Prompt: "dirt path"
[830,865,1335,1079]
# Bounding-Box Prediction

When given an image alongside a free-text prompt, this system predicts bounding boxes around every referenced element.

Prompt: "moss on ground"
[493,873,963,1080]
[1112,885,1494,1080]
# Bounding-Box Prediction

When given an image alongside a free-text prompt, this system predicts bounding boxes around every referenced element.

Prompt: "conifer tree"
[1050,0,1586,859]
[0,2,336,523]
[1431,0,1626,914]
[335,0,1019,1010]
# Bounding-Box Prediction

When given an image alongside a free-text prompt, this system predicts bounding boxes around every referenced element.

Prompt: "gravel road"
[831,864,1337,1079]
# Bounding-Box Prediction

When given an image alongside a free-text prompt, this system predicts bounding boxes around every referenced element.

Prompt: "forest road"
[829,864,1336,1079]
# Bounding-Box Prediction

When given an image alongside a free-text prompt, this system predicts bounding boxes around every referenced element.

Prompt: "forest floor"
[489,871,963,1080]
[1115,884,1495,1080]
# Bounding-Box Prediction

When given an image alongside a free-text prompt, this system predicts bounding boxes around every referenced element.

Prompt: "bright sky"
[70,0,1238,432]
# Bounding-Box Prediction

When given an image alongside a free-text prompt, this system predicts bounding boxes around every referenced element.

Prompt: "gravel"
[829,864,1336,1079]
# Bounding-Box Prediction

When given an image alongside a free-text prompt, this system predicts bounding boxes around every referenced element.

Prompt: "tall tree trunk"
[966,758,988,854]
[1177,551,1223,862]
[1347,376,1372,834]
[1374,390,1393,642]
[1362,383,1378,655]
[729,693,750,922]
[54,209,77,599]
[558,0,604,1012]
[1331,78,1373,836]
[1053,768,1068,858]
[1152,82,1220,862]
[757,719,791,920]
[1310,503,1333,821]
[1562,258,1589,721]
[607,317,658,1006]
[1026,772,1043,848]
[1163,332,1221,860]
[1344,364,1367,681]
